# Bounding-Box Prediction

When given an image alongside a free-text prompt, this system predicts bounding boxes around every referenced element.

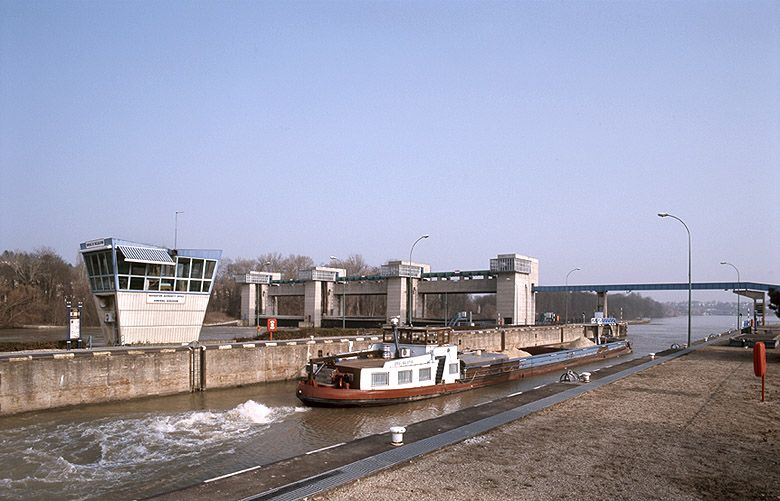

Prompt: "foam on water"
[0,400,296,499]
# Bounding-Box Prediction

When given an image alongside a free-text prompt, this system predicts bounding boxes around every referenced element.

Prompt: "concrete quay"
[152,338,779,501]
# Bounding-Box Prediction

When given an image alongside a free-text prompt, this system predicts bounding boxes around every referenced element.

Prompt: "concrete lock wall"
[0,327,589,416]
[452,325,584,352]
[202,339,371,390]
[0,348,192,416]
[0,338,378,416]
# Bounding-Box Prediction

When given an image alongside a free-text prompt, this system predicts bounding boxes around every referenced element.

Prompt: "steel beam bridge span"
[533,282,777,293]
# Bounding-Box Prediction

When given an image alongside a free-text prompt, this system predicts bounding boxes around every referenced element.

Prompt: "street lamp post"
[658,212,692,348]
[329,256,346,329]
[720,261,741,331]
[564,267,581,324]
[408,234,429,325]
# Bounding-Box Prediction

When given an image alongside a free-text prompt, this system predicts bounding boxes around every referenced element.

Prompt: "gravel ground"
[319,344,780,500]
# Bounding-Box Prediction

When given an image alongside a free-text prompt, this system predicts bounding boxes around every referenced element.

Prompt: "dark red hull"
[296,343,630,407]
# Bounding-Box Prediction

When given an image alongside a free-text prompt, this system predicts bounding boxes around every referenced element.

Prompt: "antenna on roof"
[174,211,184,249]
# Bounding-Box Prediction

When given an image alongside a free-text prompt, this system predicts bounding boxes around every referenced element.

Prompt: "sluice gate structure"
[238,253,539,328]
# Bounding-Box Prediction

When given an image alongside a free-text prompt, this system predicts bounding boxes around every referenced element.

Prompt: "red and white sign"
[267,318,278,333]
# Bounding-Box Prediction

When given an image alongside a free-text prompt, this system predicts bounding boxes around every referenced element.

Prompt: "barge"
[296,321,631,407]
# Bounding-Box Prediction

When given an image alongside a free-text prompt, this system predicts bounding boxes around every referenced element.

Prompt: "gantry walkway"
[532,281,777,293]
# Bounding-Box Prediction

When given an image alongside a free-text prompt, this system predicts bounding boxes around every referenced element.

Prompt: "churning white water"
[0,400,305,500]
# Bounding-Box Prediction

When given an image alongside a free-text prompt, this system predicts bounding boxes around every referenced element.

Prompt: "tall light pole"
[174,211,184,249]
[330,256,346,329]
[720,261,741,331]
[408,234,429,325]
[658,212,691,348]
[564,267,581,324]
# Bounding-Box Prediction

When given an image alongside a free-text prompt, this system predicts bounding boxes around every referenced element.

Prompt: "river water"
[0,315,759,499]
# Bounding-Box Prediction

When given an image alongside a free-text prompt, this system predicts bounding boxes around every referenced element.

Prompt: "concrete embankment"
[0,324,584,416]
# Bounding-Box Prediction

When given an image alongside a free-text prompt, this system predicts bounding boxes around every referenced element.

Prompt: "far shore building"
[80,237,222,345]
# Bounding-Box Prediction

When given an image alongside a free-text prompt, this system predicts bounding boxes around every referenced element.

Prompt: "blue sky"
[1,1,778,300]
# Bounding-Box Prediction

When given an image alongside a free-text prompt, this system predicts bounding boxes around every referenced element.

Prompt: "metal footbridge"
[532,282,777,293]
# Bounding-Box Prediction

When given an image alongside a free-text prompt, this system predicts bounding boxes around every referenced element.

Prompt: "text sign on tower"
[267,318,278,333]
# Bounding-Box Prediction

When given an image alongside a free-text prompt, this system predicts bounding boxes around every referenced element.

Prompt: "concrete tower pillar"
[596,291,608,316]
[382,260,430,325]
[236,271,282,326]
[324,281,337,318]
[415,289,426,319]
[240,283,257,326]
[258,284,269,315]
[298,266,345,328]
[492,254,539,326]
[302,280,322,327]
[385,276,408,325]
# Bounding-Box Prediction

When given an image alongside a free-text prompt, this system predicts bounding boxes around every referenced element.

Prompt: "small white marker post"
[390,426,406,446]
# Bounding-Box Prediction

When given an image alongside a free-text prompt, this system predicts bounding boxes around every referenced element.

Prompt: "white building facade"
[80,237,222,345]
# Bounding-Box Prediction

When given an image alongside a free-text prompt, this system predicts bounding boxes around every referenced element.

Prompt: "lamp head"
[719,261,727,265]
[422,234,429,239]
[329,256,338,260]
[657,212,669,218]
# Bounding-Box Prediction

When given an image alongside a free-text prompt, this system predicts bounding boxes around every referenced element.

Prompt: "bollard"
[754,342,766,402]
[389,426,406,446]
[66,340,71,350]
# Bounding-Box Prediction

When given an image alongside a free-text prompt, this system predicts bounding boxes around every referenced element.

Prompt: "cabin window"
[449,363,459,375]
[191,259,205,279]
[398,370,413,385]
[176,258,191,278]
[204,260,217,279]
[83,250,116,292]
[419,367,431,381]
[371,372,389,387]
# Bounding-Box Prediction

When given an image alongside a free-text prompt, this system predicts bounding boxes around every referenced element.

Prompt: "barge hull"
[297,342,630,407]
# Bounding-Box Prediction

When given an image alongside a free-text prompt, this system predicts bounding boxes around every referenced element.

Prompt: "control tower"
[79,237,222,345]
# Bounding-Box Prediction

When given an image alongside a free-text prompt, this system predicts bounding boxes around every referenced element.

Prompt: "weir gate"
[238,254,777,328]
[238,254,539,328]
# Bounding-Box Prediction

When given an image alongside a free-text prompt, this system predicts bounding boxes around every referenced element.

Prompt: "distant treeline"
[1,248,680,327]
[0,248,95,327]
[535,292,669,322]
